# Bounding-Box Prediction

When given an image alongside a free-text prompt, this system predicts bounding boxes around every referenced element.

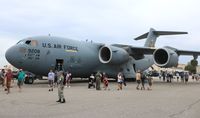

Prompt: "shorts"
[149,82,152,86]
[0,78,3,85]
[118,81,123,84]
[6,81,11,88]
[17,80,23,86]
[48,80,54,86]
[104,83,108,87]
[136,80,141,84]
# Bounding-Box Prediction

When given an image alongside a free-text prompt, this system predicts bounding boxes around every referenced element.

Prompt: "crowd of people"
[0,67,154,102]
[87,70,153,91]
[0,68,26,94]
[136,70,153,90]
[47,68,155,103]
[1,67,199,104]
[159,70,193,84]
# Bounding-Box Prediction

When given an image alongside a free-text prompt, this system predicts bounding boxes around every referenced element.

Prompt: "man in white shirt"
[48,69,55,91]
[136,70,141,90]
[65,71,72,88]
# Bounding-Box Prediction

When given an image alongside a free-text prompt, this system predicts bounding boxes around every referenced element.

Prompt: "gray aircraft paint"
[5,28,200,79]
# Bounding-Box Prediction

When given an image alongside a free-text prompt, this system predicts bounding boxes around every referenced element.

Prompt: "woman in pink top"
[5,69,13,94]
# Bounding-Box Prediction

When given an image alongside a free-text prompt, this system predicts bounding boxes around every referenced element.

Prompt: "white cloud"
[0,0,200,68]
[0,34,19,68]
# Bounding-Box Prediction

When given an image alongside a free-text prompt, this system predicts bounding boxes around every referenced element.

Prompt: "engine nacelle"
[153,48,178,68]
[99,46,129,64]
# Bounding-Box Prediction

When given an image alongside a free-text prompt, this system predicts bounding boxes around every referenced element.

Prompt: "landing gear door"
[121,62,135,79]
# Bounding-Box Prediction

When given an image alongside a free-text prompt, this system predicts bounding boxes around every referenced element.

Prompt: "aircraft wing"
[112,44,156,54]
[163,46,200,58]
[112,44,200,60]
[112,44,156,60]
[176,50,200,58]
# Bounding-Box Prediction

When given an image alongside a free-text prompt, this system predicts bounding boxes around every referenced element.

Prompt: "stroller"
[88,74,95,89]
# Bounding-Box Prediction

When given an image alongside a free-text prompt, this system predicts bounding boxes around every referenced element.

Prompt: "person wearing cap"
[17,69,25,92]
[95,71,102,90]
[56,71,66,103]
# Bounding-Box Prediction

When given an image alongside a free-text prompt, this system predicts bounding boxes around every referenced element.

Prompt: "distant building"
[3,65,18,71]
[177,64,186,70]
[151,64,200,74]
[150,64,185,72]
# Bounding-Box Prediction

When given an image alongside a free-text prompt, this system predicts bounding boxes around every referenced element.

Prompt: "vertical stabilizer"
[144,28,157,47]
[134,28,188,47]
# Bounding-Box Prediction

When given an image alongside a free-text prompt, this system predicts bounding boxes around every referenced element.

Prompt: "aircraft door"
[55,59,64,71]
[133,64,136,73]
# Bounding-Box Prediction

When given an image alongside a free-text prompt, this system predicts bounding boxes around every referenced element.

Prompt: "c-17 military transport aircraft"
[5,28,200,83]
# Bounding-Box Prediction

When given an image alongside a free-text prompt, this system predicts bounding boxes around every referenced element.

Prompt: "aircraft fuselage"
[6,36,154,78]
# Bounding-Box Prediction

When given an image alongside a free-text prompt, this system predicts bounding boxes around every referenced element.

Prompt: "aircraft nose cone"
[5,46,18,65]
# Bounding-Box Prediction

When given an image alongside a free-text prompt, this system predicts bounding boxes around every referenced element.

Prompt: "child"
[65,71,72,88]
[147,76,153,90]
[117,72,124,90]
[103,75,109,90]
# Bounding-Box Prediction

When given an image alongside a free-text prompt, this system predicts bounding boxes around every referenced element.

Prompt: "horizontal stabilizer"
[135,30,188,40]
[134,32,149,40]
[134,28,188,47]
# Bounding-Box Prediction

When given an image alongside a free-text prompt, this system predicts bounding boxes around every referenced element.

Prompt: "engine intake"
[153,48,178,67]
[99,46,129,64]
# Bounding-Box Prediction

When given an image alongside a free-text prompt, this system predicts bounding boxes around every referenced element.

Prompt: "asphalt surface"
[0,78,200,118]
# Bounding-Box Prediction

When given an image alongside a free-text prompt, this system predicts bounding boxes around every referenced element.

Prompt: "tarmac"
[0,78,200,118]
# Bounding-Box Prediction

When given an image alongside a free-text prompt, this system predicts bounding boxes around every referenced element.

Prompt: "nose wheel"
[24,77,34,84]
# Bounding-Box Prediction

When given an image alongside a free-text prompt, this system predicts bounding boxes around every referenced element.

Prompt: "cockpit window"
[17,40,25,45]
[25,40,31,45]
[25,40,38,46]
[31,40,38,46]
[17,39,38,46]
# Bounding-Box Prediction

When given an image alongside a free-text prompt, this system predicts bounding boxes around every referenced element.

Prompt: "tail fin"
[134,28,188,47]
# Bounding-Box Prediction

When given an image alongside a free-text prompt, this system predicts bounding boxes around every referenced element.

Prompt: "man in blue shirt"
[17,69,25,92]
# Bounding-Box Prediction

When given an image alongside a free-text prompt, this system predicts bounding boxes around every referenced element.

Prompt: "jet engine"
[153,48,178,68]
[99,46,129,64]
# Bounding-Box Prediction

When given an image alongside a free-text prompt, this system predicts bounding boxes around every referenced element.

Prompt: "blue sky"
[0,0,200,68]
